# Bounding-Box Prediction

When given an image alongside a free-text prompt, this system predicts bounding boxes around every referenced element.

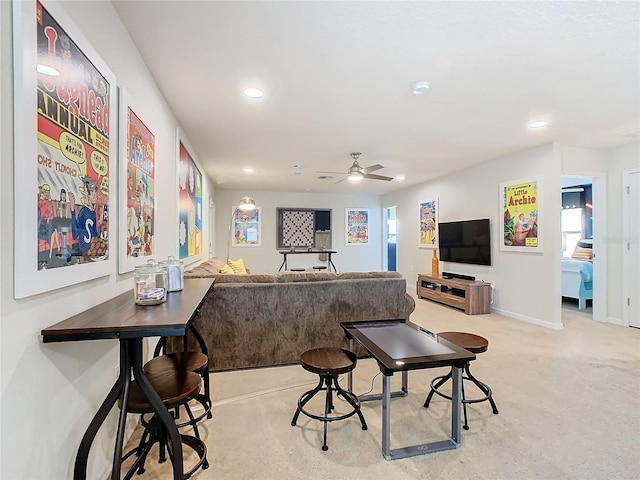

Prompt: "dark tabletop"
[341,319,475,375]
[279,250,337,254]
[41,278,215,342]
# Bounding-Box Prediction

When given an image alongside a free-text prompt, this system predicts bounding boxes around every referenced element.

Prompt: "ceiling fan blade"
[364,173,393,181]
[334,177,347,184]
[362,164,384,174]
[316,170,346,175]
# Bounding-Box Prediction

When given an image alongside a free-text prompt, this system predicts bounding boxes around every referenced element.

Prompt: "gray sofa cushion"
[211,274,275,284]
[276,272,337,282]
[337,271,402,279]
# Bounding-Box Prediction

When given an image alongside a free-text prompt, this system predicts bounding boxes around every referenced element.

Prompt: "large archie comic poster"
[35,1,110,269]
[500,177,543,253]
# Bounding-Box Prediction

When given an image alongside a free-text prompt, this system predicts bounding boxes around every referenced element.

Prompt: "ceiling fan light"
[347,172,363,182]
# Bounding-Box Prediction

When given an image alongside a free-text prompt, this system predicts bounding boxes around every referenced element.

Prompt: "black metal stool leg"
[424,369,452,408]
[464,364,499,414]
[322,376,333,451]
[334,378,367,431]
[291,376,324,426]
[326,375,335,411]
[461,375,469,431]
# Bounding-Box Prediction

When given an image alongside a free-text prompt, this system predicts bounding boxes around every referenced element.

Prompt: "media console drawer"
[416,274,491,315]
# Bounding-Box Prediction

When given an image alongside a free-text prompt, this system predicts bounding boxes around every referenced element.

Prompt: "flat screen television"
[438,218,491,266]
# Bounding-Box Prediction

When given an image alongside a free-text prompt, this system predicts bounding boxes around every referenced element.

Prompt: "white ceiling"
[112,1,640,195]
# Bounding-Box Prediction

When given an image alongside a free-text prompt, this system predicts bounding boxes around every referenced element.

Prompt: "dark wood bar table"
[41,278,215,480]
[278,250,337,272]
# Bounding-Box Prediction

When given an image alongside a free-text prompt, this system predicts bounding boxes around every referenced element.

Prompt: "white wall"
[382,143,563,329]
[213,189,382,273]
[604,142,640,323]
[0,1,637,478]
[0,1,212,478]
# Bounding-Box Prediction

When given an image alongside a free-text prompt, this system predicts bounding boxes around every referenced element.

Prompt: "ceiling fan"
[316,152,394,184]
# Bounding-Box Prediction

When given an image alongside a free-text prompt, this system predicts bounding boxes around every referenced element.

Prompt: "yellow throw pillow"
[227,258,247,275]
[219,264,235,275]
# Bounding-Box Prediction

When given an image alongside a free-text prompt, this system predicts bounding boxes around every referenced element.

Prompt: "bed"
[561,258,593,310]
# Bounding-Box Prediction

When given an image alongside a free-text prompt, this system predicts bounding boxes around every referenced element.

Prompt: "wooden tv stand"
[416,274,491,315]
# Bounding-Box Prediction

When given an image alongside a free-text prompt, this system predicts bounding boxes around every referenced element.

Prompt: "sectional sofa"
[172,258,415,371]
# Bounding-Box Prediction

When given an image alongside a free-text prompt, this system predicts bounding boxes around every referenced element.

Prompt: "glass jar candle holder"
[134,259,168,305]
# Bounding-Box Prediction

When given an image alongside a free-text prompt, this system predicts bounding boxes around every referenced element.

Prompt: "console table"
[278,250,337,272]
[417,274,491,315]
[41,277,215,480]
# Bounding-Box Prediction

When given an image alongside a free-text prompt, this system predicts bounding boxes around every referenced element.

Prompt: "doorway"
[383,206,396,271]
[560,173,606,323]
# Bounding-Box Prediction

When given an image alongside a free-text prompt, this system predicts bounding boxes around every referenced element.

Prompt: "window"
[561,207,582,257]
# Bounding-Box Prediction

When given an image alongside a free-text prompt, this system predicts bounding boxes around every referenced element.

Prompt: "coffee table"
[340,319,476,460]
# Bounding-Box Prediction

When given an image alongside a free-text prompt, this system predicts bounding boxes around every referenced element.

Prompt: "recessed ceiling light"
[243,168,254,174]
[396,175,405,182]
[244,88,263,98]
[37,64,60,76]
[528,120,548,129]
[412,81,431,95]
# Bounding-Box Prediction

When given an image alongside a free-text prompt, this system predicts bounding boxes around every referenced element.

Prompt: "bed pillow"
[571,246,593,261]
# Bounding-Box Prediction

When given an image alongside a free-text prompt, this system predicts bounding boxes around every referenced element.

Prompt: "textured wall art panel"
[282,210,314,247]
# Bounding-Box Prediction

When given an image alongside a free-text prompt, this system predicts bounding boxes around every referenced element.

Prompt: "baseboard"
[607,316,625,326]
[491,307,564,330]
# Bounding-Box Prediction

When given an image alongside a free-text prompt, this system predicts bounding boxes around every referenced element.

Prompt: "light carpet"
[118,292,640,480]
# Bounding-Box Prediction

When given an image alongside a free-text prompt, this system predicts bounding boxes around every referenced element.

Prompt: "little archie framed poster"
[500,176,543,253]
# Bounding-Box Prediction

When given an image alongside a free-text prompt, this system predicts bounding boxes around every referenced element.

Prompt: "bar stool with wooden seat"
[291,347,367,451]
[120,370,208,479]
[423,331,499,430]
[145,324,212,423]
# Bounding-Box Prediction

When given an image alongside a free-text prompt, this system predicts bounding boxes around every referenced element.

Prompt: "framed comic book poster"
[345,209,370,245]
[419,199,438,248]
[13,0,117,298]
[500,176,543,253]
[118,88,156,273]
[176,131,203,264]
[231,206,261,247]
